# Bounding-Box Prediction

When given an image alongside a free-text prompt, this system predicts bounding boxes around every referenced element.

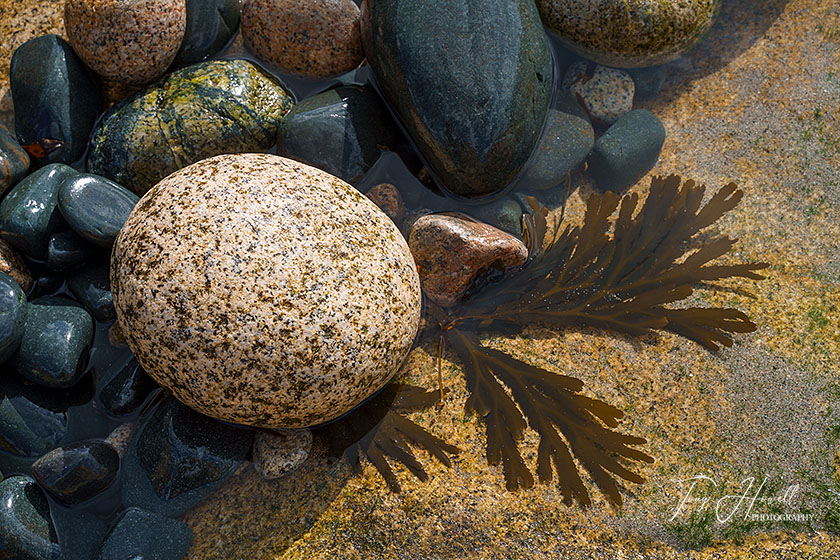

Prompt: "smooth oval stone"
[467,197,524,236]
[0,164,77,258]
[523,108,594,191]
[98,507,192,560]
[12,299,94,388]
[99,358,158,417]
[87,59,294,196]
[58,174,139,248]
[562,61,635,127]
[64,0,187,85]
[10,34,101,164]
[31,440,119,505]
[277,85,398,184]
[365,183,405,224]
[587,109,666,191]
[536,0,721,68]
[0,238,33,292]
[0,476,60,560]
[174,0,240,65]
[67,262,115,322]
[0,272,27,363]
[45,231,98,272]
[361,0,553,198]
[252,429,312,479]
[0,122,29,195]
[409,213,529,307]
[111,153,422,428]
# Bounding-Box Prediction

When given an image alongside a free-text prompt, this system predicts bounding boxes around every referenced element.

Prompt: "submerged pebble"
[0,122,29,195]
[562,61,635,126]
[365,183,405,224]
[67,262,115,321]
[0,163,77,258]
[111,154,422,428]
[45,231,98,272]
[252,429,313,479]
[64,0,187,85]
[31,440,120,505]
[588,109,666,191]
[0,376,72,457]
[98,507,193,560]
[409,214,529,307]
[0,475,60,560]
[174,0,241,65]
[242,0,364,78]
[99,358,158,417]
[523,109,594,190]
[12,298,93,388]
[467,198,524,236]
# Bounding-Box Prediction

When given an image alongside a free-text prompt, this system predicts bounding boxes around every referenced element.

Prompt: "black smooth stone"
[45,231,99,272]
[57,174,139,249]
[277,85,399,184]
[29,275,65,299]
[12,299,94,388]
[98,358,158,417]
[10,34,101,164]
[67,262,115,322]
[0,163,77,258]
[361,0,553,198]
[174,0,240,65]
[0,121,30,195]
[31,440,119,505]
[0,271,28,363]
[0,475,60,560]
[98,507,192,560]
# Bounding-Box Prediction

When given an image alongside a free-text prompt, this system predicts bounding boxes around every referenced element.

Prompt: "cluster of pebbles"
[0,0,719,558]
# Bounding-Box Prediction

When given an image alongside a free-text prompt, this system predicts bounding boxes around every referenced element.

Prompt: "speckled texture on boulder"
[86,59,294,195]
[409,213,529,307]
[111,153,422,428]
[242,0,363,78]
[562,61,635,126]
[64,0,187,85]
[537,0,720,68]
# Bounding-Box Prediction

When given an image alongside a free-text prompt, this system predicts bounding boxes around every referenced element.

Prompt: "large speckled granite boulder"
[111,153,422,428]
[87,59,294,196]
[536,0,720,68]
[361,0,553,198]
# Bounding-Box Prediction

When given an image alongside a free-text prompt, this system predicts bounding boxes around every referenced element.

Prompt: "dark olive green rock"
[523,109,594,191]
[67,262,115,322]
[467,197,524,236]
[58,174,139,248]
[360,0,553,198]
[587,109,666,192]
[31,440,119,505]
[277,86,398,184]
[45,231,98,272]
[98,507,192,560]
[0,272,27,363]
[0,272,27,364]
[0,164,77,258]
[99,358,158,417]
[11,299,93,388]
[87,59,295,195]
[0,122,29,196]
[174,0,241,65]
[0,475,60,560]
[10,34,101,164]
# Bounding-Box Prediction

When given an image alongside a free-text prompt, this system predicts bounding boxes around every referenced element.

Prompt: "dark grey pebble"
[45,231,99,272]
[174,0,241,65]
[0,271,28,363]
[524,109,594,191]
[0,163,77,258]
[98,507,192,560]
[0,122,30,195]
[31,440,119,505]
[58,174,139,248]
[12,298,93,388]
[587,109,666,192]
[99,358,158,417]
[10,34,101,164]
[0,475,60,560]
[67,262,115,322]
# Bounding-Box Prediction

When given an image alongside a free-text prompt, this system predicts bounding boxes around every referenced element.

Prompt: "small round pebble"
[242,0,364,78]
[58,173,139,248]
[111,153,422,428]
[365,183,405,224]
[252,429,313,479]
[587,109,666,191]
[31,440,120,505]
[562,61,635,127]
[64,0,187,85]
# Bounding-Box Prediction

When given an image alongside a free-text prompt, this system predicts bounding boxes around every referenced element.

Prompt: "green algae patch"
[87,59,294,195]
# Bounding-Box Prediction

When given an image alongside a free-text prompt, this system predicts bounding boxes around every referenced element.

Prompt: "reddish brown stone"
[365,183,405,224]
[409,213,528,307]
[0,237,32,291]
[242,0,364,78]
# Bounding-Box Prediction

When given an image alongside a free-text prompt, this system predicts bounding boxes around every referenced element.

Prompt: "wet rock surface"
[98,507,193,560]
[252,429,313,479]
[31,439,119,505]
[0,475,60,560]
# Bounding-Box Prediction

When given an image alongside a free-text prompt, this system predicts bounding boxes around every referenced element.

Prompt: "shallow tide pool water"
[1,0,839,559]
